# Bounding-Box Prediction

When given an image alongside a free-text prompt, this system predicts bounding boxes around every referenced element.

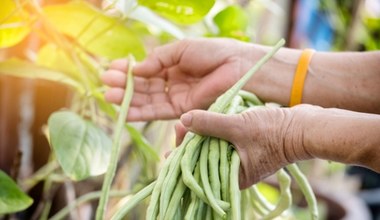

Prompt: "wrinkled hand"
[102,38,255,121]
[175,105,316,189]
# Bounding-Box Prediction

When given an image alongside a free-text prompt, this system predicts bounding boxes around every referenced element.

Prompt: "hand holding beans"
[102,37,380,184]
[103,38,380,219]
[176,105,313,188]
[176,104,380,186]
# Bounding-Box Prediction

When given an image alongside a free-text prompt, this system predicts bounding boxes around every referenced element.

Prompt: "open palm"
[102,38,255,121]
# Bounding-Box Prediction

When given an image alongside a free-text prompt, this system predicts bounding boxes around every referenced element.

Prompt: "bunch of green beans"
[111,39,318,220]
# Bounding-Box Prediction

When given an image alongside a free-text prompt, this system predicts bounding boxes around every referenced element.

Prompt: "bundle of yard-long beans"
[111,39,319,220]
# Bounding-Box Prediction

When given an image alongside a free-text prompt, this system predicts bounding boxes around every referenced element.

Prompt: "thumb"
[180,110,240,141]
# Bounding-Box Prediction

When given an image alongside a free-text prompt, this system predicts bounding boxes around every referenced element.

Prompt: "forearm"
[247,45,380,114]
[303,108,380,172]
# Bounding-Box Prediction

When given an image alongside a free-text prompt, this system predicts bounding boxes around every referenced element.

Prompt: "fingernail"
[180,113,192,127]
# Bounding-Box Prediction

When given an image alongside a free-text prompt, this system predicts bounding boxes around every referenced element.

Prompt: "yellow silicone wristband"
[289,49,315,107]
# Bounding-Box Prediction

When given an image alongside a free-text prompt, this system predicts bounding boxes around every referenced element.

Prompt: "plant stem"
[95,55,136,220]
[21,159,59,192]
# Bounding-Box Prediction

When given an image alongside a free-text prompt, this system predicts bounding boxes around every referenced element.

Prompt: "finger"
[180,110,241,141]
[109,58,129,72]
[104,88,125,104]
[101,69,126,88]
[175,122,188,146]
[104,88,178,121]
[102,70,167,93]
[133,41,185,77]
[104,87,178,120]
[127,104,178,121]
[108,55,164,78]
[104,88,169,107]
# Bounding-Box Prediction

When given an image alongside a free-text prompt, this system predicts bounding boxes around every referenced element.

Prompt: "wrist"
[245,44,303,106]
[281,105,318,163]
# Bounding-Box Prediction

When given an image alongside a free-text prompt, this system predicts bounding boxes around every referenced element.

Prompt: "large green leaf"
[0,0,31,48]
[0,59,84,93]
[213,5,249,41]
[43,1,145,60]
[214,5,248,32]
[48,111,112,181]
[0,171,33,214]
[138,0,215,24]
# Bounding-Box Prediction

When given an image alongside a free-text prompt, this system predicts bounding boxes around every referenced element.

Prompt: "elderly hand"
[175,105,317,189]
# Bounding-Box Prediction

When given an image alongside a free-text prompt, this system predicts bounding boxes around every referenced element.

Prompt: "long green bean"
[250,185,273,214]
[181,138,230,211]
[219,96,242,204]
[111,181,156,220]
[159,134,203,218]
[163,177,187,220]
[146,145,178,220]
[209,39,285,114]
[229,151,241,220]
[95,55,135,220]
[248,189,268,217]
[238,90,263,106]
[184,162,201,220]
[287,163,319,220]
[200,138,226,218]
[195,200,207,220]
[209,138,221,200]
[164,141,203,219]
[184,194,199,220]
[262,169,292,220]
[219,140,230,203]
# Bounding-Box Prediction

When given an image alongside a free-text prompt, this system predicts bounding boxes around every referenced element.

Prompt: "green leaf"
[36,43,83,82]
[213,5,249,41]
[138,0,215,24]
[36,43,101,91]
[364,18,380,31]
[48,111,112,181]
[0,59,84,93]
[43,1,145,60]
[214,5,248,31]
[0,0,31,48]
[0,171,33,214]
[129,6,185,39]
